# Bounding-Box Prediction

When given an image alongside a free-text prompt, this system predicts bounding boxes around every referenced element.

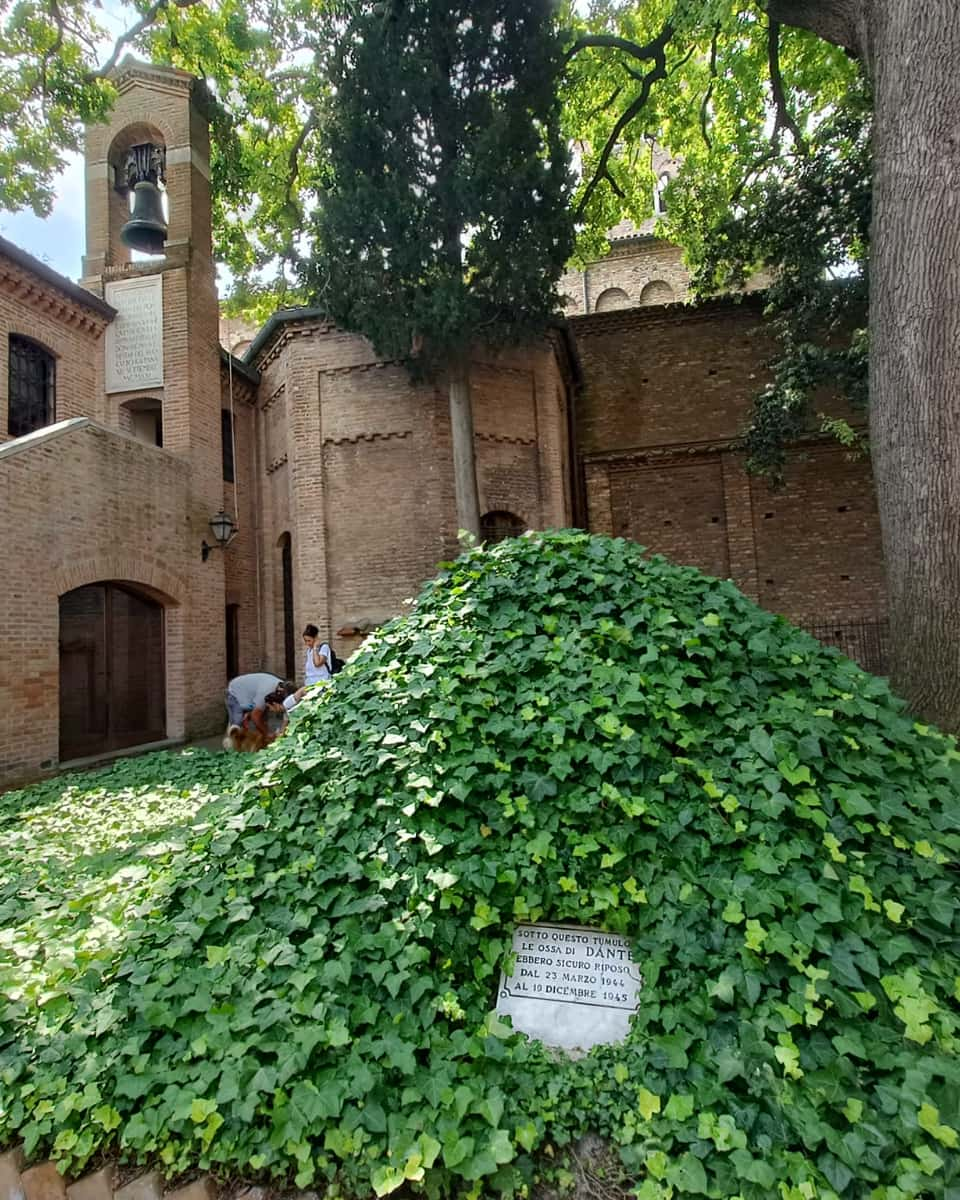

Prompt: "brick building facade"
[0,61,883,786]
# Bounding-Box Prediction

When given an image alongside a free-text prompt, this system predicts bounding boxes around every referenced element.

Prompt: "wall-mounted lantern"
[201,509,237,561]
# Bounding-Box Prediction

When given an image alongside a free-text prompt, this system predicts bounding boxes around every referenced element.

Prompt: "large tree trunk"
[449,357,481,539]
[867,1,960,729]
[775,0,960,731]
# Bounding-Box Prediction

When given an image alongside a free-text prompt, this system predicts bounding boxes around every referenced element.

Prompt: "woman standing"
[302,624,332,686]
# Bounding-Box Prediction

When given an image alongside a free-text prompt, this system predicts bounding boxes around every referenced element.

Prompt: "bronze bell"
[121,180,168,255]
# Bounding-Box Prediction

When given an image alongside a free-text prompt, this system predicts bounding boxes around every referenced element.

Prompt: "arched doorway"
[59,582,166,760]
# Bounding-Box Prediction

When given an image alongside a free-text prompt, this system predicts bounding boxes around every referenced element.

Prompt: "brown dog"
[222,723,271,753]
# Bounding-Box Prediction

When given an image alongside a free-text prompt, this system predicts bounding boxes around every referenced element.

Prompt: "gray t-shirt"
[227,672,281,710]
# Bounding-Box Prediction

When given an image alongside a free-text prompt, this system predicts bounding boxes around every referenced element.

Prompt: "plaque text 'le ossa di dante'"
[497,923,644,1051]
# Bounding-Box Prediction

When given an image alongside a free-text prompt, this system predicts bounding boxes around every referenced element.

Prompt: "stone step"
[0,1162,316,1200]
[20,1162,66,1200]
[0,1149,25,1200]
[67,1166,116,1200]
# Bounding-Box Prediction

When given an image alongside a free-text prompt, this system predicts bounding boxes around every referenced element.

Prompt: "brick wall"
[0,420,195,783]
[0,258,109,440]
[247,320,574,671]
[572,299,774,454]
[752,446,885,624]
[573,300,885,628]
[560,238,691,316]
[608,459,729,579]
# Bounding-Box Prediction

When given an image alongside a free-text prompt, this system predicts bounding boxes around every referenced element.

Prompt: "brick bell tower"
[81,59,227,737]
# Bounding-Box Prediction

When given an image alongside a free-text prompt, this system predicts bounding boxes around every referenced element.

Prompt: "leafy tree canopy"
[4,0,869,472]
[301,0,574,372]
[2,533,958,1198]
[559,1,870,477]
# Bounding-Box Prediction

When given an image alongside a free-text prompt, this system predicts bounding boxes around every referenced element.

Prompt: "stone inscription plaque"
[497,922,643,1051]
[105,275,163,393]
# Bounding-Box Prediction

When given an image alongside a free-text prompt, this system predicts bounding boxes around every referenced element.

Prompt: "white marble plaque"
[105,275,163,393]
[497,922,643,1051]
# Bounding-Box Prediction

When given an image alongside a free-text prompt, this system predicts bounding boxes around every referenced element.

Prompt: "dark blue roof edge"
[0,234,116,320]
[243,306,327,365]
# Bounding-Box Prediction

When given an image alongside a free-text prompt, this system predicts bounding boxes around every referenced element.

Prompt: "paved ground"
[55,731,226,781]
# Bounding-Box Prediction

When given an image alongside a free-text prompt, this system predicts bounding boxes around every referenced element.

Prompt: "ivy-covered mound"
[2,533,959,1200]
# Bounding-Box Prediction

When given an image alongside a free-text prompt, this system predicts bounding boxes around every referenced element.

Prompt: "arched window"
[8,335,55,436]
[653,173,671,215]
[639,280,675,306]
[480,511,526,545]
[594,287,631,312]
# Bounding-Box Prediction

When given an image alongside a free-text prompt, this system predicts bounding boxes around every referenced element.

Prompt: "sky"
[1,0,132,281]
[1,154,86,280]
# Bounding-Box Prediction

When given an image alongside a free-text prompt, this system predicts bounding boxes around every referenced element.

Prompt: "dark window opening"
[226,603,239,680]
[221,409,235,482]
[480,510,526,545]
[128,399,162,447]
[280,533,295,679]
[8,335,55,437]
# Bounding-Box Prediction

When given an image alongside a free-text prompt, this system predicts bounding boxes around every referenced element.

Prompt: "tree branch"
[285,111,319,206]
[585,85,624,122]
[766,0,869,63]
[767,20,807,154]
[565,29,674,67]
[729,148,778,205]
[90,0,202,80]
[699,22,720,150]
[573,23,675,220]
[603,168,626,200]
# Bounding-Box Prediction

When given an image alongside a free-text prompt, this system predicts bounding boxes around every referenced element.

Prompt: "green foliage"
[2,533,959,1199]
[146,0,337,290]
[0,748,247,1037]
[0,0,116,212]
[561,4,871,480]
[561,4,860,254]
[681,96,871,482]
[302,0,574,369]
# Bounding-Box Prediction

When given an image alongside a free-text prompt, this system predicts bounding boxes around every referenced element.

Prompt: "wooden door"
[59,583,166,760]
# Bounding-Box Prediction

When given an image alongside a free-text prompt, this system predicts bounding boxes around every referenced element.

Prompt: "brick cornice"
[569,293,767,338]
[476,432,536,448]
[322,429,412,448]
[583,430,865,470]
[112,56,199,100]
[0,244,115,338]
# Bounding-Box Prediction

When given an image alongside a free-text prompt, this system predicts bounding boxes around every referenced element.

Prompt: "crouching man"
[224,672,289,749]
